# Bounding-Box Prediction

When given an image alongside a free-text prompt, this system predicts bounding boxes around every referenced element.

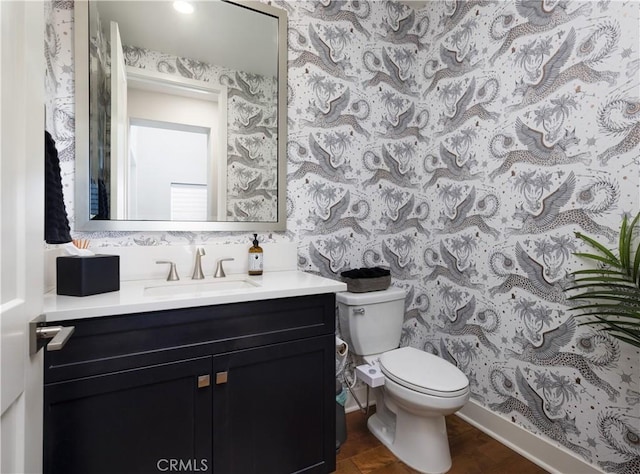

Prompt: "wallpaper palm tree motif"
[46,1,639,470]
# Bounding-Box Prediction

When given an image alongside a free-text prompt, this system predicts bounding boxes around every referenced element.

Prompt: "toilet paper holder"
[335,336,348,356]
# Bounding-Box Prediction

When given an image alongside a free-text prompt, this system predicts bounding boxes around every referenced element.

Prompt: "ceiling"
[95,1,279,78]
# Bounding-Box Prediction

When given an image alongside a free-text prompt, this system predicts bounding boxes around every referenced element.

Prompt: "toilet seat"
[379,347,469,398]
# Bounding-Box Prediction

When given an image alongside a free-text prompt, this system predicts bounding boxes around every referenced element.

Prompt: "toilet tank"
[336,287,406,356]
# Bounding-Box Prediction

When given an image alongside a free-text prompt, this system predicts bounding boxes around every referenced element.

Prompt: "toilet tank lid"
[380,347,469,394]
[336,287,406,305]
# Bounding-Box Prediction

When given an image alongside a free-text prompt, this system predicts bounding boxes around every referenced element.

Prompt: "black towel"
[340,267,391,279]
[95,177,109,219]
[44,131,71,244]
[90,178,99,216]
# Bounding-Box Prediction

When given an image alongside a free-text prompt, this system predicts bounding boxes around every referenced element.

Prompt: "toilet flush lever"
[353,308,365,315]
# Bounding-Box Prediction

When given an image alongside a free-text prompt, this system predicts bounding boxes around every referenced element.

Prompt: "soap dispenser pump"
[248,233,263,275]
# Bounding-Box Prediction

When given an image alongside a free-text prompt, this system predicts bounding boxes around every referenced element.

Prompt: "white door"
[0,1,45,473]
[110,20,128,220]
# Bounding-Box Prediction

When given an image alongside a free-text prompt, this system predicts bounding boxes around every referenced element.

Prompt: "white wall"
[127,88,217,220]
[129,124,208,220]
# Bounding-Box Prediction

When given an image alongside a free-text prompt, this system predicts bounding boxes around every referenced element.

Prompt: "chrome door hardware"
[29,315,75,354]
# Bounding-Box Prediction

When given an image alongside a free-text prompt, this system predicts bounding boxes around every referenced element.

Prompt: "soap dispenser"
[248,233,263,275]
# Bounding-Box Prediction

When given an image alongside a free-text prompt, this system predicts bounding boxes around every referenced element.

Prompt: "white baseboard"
[457,400,603,474]
[344,385,375,414]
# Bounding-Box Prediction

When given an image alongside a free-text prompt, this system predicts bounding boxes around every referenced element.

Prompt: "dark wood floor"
[335,409,548,474]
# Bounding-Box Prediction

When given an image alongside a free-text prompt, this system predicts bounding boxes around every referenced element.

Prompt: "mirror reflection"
[83,0,284,228]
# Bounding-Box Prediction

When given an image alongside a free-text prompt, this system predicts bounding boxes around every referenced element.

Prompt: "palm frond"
[570,306,640,317]
[576,319,640,329]
[565,213,640,347]
[572,268,630,276]
[568,277,637,286]
[567,285,640,294]
[575,232,619,263]
[619,215,629,270]
[634,239,640,285]
[591,317,640,347]
[567,295,640,310]
[573,252,621,267]
[633,213,640,282]
[609,336,640,348]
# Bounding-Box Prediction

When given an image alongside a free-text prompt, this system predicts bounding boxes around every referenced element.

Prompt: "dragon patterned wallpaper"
[45,1,639,471]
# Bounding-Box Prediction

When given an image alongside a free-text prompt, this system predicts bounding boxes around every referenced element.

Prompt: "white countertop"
[44,271,347,322]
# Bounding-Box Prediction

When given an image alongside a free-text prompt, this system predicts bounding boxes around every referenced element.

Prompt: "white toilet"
[337,288,470,474]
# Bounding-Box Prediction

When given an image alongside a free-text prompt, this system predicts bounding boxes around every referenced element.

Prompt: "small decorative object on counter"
[340,267,391,293]
[248,233,263,275]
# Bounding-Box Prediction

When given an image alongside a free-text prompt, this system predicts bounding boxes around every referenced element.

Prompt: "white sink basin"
[144,277,260,297]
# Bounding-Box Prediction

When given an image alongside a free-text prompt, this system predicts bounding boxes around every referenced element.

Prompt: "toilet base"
[367,411,452,474]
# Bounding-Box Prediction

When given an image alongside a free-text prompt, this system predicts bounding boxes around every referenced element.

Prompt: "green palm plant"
[565,212,640,348]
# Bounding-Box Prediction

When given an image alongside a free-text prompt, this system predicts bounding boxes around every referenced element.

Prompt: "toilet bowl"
[337,289,470,474]
[367,347,469,473]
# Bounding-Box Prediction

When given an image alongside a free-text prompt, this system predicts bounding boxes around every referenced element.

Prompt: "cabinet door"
[213,336,335,474]
[44,357,212,474]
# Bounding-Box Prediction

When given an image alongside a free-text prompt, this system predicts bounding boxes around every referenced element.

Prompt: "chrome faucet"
[192,248,205,280]
[156,260,179,281]
[214,258,234,278]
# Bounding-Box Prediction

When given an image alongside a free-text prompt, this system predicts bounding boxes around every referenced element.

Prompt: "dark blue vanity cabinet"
[43,294,336,474]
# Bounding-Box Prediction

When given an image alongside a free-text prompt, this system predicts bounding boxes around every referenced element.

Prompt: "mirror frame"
[74,0,287,231]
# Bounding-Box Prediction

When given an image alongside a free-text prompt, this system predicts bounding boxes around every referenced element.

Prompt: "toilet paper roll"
[335,336,348,357]
[335,336,349,376]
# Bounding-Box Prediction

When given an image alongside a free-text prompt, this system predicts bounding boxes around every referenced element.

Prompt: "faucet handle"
[214,258,234,278]
[156,260,180,281]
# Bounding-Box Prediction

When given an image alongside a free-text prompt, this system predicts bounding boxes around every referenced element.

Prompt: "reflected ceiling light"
[173,1,194,14]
